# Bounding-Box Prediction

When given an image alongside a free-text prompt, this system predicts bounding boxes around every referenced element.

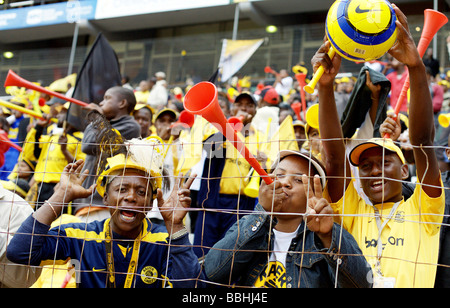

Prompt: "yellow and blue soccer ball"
[326,0,397,62]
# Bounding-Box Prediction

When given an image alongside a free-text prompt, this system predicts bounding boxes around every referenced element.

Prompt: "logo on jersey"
[254,261,287,288]
[141,266,158,284]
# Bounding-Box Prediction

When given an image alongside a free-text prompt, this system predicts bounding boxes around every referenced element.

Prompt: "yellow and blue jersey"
[7,215,203,288]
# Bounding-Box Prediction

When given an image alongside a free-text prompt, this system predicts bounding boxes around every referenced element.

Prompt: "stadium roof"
[0,0,444,45]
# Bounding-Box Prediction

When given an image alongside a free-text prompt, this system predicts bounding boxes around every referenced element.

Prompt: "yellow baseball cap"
[349,138,406,166]
[153,108,178,122]
[134,103,155,115]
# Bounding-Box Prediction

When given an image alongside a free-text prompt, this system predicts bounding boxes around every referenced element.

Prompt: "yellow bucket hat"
[96,136,165,198]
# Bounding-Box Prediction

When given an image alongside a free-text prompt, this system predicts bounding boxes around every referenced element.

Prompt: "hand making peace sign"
[157,173,196,235]
[302,174,334,248]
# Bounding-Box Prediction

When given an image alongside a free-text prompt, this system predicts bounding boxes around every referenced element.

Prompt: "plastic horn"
[291,102,302,121]
[438,113,450,128]
[243,169,260,198]
[293,65,308,119]
[264,66,278,76]
[244,117,272,198]
[305,104,319,129]
[184,81,272,185]
[0,133,22,152]
[170,110,195,129]
[165,110,195,158]
[385,9,448,138]
[227,115,245,132]
[4,70,88,107]
[304,47,336,94]
[0,99,57,123]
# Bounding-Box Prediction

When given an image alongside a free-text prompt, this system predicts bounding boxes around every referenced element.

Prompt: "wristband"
[45,200,58,218]
[170,227,188,240]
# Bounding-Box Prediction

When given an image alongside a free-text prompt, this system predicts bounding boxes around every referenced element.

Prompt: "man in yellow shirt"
[312,5,444,287]
[193,92,265,258]
[27,106,85,210]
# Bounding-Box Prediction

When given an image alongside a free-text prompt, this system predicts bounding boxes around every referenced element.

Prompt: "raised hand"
[302,174,334,248]
[34,159,94,225]
[56,159,95,202]
[157,173,196,235]
[258,174,287,214]
[380,111,402,141]
[365,70,381,101]
[388,4,422,68]
[310,40,342,87]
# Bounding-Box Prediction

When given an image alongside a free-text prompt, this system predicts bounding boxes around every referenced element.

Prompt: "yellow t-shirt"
[219,129,261,196]
[34,132,86,183]
[134,90,150,104]
[328,179,444,288]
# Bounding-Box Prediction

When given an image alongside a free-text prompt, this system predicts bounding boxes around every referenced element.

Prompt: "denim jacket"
[204,204,372,288]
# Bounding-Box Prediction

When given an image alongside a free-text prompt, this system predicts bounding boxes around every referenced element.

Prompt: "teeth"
[120,212,136,223]
[373,181,383,186]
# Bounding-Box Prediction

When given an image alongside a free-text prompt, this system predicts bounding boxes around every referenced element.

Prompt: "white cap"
[271,149,326,188]
[155,71,166,79]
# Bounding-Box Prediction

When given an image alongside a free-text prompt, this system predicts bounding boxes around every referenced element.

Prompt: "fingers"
[260,174,276,188]
[174,172,183,190]
[312,41,334,74]
[302,174,314,200]
[74,159,85,174]
[64,160,79,174]
[313,175,323,199]
[79,168,90,184]
[174,172,196,190]
[156,188,164,207]
[88,183,96,194]
[365,70,372,84]
[381,117,397,132]
[306,195,333,223]
[392,4,409,33]
[177,188,191,208]
[380,114,400,137]
[182,173,197,190]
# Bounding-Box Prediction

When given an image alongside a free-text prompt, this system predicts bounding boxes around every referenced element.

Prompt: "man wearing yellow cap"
[7,136,204,288]
[312,5,444,288]
[24,103,85,209]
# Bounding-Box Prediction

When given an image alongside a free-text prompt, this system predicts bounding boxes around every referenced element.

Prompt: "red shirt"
[386,69,409,113]
[0,130,11,167]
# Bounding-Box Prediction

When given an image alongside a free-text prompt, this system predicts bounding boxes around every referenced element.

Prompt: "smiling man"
[7,136,204,288]
[313,5,444,288]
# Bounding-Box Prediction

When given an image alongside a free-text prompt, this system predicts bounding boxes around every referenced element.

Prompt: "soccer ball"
[326,0,397,62]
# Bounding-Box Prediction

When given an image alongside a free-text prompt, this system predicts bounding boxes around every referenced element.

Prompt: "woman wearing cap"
[7,135,204,288]
[313,5,444,288]
[203,150,372,288]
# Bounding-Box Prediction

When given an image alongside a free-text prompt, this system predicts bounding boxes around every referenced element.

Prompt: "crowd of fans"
[1,10,450,288]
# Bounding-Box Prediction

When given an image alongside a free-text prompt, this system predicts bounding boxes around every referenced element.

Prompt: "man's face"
[307,127,321,154]
[358,147,407,204]
[134,108,152,137]
[231,97,256,125]
[99,88,123,120]
[271,155,318,219]
[17,161,33,179]
[155,113,176,141]
[104,169,154,238]
[294,125,306,149]
[218,98,230,119]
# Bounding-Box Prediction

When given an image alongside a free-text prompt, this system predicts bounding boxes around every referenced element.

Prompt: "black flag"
[66,33,122,131]
[340,66,390,138]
